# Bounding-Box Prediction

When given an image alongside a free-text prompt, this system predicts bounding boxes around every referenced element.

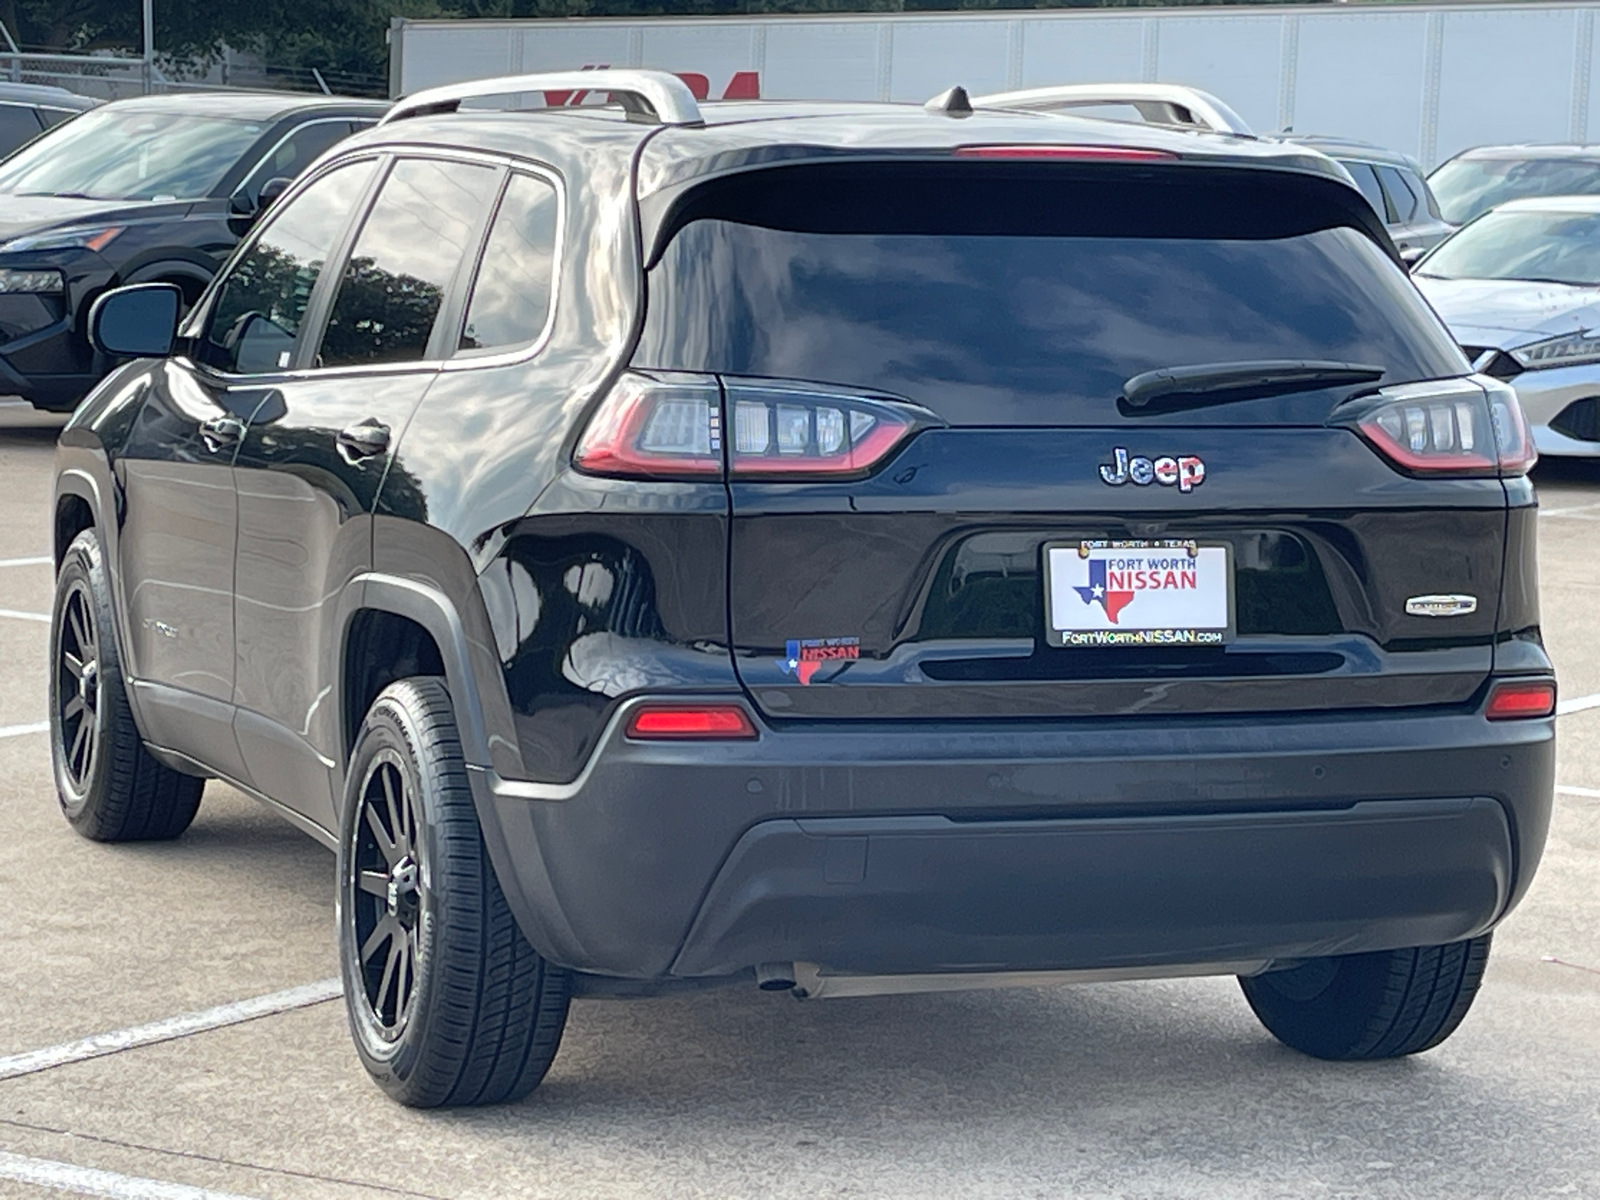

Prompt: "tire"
[337,677,570,1108]
[1240,934,1492,1060]
[50,530,204,841]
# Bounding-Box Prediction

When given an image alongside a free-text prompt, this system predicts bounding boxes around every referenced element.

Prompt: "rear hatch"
[627,159,1511,721]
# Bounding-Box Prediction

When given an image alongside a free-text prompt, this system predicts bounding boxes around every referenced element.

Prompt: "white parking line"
[1557,692,1600,717]
[0,607,49,623]
[0,556,50,569]
[0,1150,259,1200]
[1558,785,1600,799]
[1540,499,1600,518]
[0,979,341,1084]
[0,721,47,740]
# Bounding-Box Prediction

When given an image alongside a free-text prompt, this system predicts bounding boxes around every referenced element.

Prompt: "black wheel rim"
[56,582,101,792]
[350,752,425,1038]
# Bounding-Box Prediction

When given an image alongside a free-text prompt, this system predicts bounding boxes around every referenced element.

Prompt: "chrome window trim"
[184,146,565,386]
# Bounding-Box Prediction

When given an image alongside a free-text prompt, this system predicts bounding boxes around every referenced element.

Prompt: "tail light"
[1484,680,1557,720]
[1336,377,1537,477]
[626,704,758,739]
[573,372,723,479]
[575,372,934,481]
[724,381,928,478]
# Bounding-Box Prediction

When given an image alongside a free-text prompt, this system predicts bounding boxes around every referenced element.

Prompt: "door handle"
[199,414,245,452]
[337,419,391,461]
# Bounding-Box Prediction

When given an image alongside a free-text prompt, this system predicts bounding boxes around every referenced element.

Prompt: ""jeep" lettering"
[1098,448,1206,493]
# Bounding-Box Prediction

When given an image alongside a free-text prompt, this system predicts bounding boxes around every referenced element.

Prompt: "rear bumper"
[468,701,1553,982]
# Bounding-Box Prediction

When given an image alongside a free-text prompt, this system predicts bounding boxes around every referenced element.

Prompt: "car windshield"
[1416,208,1600,286]
[1429,155,1600,225]
[0,108,262,202]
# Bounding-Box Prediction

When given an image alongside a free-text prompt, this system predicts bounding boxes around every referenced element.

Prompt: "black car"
[0,90,386,411]
[1281,135,1454,263]
[51,71,1555,1108]
[0,82,97,157]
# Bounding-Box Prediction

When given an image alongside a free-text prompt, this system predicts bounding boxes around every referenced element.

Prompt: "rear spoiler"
[972,83,1254,138]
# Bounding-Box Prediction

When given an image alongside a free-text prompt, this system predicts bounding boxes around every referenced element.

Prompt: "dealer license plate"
[1044,539,1233,648]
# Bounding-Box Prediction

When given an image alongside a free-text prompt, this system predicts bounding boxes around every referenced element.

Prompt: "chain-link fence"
[0,47,385,101]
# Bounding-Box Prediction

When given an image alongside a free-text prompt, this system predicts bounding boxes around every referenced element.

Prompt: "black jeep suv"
[51,71,1555,1108]
[0,90,385,411]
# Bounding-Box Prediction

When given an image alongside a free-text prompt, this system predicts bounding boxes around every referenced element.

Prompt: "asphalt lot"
[1,400,1597,1199]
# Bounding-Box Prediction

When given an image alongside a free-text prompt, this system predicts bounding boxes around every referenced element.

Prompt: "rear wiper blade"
[1120,360,1385,416]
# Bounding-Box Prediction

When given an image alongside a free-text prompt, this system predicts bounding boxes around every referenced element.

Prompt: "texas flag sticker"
[778,637,860,685]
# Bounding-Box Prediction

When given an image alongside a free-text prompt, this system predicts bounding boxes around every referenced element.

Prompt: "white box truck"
[390,2,1600,168]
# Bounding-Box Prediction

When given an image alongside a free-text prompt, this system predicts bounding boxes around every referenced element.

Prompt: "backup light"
[1508,330,1600,371]
[625,704,758,740]
[725,382,921,478]
[1484,680,1557,720]
[1341,377,1536,477]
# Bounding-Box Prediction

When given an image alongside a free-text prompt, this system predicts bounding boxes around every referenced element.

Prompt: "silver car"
[1429,145,1600,227]
[1413,195,1600,457]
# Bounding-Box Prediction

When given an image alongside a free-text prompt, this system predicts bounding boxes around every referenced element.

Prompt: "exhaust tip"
[755,962,797,991]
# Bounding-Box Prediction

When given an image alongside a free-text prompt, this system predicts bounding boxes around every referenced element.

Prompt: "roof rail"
[381,70,705,128]
[971,83,1253,137]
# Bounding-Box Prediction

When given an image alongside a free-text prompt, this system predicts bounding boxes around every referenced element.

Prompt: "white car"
[1413,195,1600,457]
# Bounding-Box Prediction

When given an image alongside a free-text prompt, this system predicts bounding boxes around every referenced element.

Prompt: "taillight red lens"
[725,383,923,479]
[1345,378,1537,477]
[574,372,722,480]
[953,145,1179,162]
[1485,680,1557,720]
[625,704,758,739]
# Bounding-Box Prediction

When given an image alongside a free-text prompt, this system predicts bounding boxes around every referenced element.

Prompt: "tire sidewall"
[337,687,447,1097]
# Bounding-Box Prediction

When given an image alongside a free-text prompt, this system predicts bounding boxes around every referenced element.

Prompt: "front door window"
[200,159,377,375]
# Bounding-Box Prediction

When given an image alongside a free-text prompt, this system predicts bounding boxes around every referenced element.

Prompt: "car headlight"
[0,268,65,294]
[1508,329,1600,370]
[0,225,124,254]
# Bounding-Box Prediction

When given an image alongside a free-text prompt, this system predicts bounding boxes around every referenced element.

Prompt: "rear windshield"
[636,175,1464,426]
[1429,155,1600,225]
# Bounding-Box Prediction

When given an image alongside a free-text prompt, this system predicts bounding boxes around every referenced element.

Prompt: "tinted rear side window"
[637,184,1464,426]
[319,157,496,368]
[1378,165,1420,223]
[0,105,43,157]
[1341,161,1388,220]
[457,172,560,355]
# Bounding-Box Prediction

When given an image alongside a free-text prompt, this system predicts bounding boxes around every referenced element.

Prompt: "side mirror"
[259,176,293,209]
[89,283,181,358]
[1400,245,1427,268]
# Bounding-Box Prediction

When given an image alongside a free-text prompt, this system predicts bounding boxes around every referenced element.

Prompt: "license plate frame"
[1042,539,1235,648]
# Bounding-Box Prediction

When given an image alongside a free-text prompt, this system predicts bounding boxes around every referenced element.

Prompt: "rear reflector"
[1485,680,1557,720]
[953,145,1179,162]
[626,704,759,740]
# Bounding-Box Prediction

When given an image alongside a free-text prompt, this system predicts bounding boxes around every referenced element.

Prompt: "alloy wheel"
[56,582,101,792]
[349,752,426,1038]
